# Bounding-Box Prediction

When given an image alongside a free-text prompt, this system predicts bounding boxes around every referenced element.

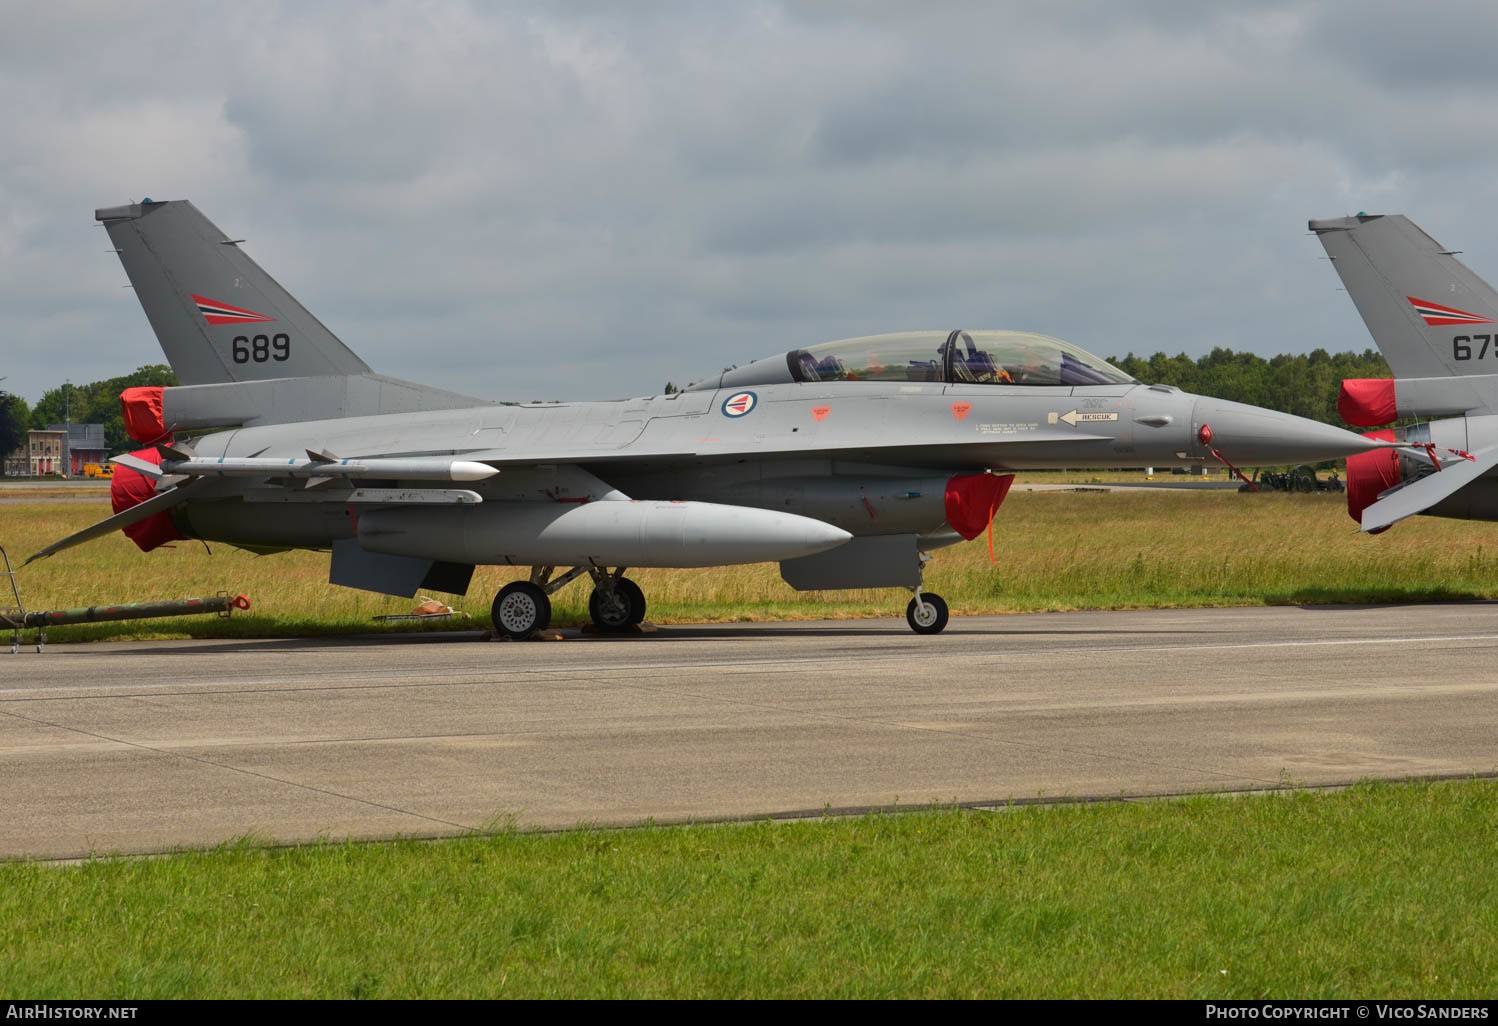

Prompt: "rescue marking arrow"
[1058,410,1119,427]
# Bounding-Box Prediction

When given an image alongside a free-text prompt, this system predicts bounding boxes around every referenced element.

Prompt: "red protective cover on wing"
[944,472,1015,541]
[1345,429,1398,532]
[120,386,172,444]
[110,447,183,552]
[1337,378,1398,428]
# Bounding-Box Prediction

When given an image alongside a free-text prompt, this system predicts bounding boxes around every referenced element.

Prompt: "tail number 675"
[1453,334,1491,360]
[232,333,291,363]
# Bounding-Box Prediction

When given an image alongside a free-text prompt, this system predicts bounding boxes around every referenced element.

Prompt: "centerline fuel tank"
[355,500,853,569]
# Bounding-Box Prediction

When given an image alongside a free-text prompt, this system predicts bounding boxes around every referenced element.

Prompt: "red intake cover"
[1337,378,1397,428]
[120,386,172,444]
[944,472,1015,541]
[1345,429,1398,533]
[110,447,184,552]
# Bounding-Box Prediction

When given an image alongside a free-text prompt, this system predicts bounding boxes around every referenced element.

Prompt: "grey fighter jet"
[1311,214,1498,533]
[29,200,1388,635]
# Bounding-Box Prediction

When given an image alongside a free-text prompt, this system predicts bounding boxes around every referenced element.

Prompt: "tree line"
[0,365,176,470]
[1106,347,1392,428]
[0,349,1396,473]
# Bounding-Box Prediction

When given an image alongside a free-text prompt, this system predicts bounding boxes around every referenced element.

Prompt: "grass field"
[3,487,1496,642]
[1,779,1494,998]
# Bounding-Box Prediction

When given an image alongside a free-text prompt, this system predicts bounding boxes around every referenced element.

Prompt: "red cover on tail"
[110,447,183,552]
[120,387,172,444]
[1337,379,1397,428]
[944,472,1015,541]
[1346,429,1398,532]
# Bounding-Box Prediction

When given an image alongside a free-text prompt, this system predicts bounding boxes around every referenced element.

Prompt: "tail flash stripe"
[191,293,276,326]
[1407,296,1493,327]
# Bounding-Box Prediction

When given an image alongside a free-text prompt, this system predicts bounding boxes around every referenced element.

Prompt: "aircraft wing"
[160,434,1119,478]
[458,433,1118,470]
[1360,447,1498,533]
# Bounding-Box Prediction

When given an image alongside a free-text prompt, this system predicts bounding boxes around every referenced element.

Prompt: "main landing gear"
[492,581,552,640]
[587,570,646,632]
[490,565,647,639]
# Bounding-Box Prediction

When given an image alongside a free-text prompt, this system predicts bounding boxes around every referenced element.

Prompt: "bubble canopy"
[687,330,1140,392]
[788,330,1137,387]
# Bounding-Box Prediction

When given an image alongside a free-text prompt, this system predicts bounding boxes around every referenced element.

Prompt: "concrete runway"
[3,603,1497,860]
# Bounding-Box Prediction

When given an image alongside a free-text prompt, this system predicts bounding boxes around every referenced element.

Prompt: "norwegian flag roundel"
[721,391,758,418]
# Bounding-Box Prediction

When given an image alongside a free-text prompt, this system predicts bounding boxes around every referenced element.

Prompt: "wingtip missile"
[150,455,500,482]
[448,460,500,482]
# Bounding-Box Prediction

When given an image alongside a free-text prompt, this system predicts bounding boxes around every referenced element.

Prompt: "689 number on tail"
[231,333,291,363]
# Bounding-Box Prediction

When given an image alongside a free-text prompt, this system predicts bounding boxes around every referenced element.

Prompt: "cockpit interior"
[786,330,1136,387]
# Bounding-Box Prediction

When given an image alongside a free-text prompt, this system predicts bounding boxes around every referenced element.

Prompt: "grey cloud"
[4,0,1498,407]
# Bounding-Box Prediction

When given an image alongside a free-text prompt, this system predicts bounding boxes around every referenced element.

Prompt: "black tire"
[905,593,949,634]
[589,585,631,632]
[492,582,551,639]
[618,577,646,625]
[589,578,647,631]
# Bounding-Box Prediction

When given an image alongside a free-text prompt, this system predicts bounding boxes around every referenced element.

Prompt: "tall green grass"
[5,489,1496,642]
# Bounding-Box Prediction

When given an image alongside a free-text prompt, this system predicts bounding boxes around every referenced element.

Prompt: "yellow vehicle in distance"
[82,464,114,479]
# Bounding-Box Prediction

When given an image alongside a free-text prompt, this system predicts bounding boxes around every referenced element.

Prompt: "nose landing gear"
[904,551,948,634]
[905,591,949,634]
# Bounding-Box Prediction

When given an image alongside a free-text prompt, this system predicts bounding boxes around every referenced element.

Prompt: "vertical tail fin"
[96,200,372,385]
[1309,213,1498,378]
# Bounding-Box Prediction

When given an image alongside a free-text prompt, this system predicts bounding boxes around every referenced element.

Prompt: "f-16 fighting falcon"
[1312,213,1498,534]
[28,200,1389,636]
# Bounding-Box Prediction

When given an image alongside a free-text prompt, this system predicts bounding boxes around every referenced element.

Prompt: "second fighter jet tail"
[1310,213,1498,381]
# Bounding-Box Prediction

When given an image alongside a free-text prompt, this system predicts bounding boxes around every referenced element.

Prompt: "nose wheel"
[492,581,552,639]
[905,592,949,634]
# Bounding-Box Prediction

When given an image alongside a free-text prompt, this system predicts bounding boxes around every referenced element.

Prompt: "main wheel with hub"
[589,577,647,631]
[493,581,552,639]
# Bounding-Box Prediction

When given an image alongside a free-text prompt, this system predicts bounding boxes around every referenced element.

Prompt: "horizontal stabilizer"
[23,482,200,565]
[1360,447,1498,532]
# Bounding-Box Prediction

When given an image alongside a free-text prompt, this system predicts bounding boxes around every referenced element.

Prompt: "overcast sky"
[5,0,1498,406]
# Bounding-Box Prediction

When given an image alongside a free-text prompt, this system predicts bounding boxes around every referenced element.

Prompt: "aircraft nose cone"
[1190,397,1387,464]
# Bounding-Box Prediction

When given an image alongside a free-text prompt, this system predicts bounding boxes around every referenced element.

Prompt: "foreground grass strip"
[3,779,1496,998]
[9,490,1498,642]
